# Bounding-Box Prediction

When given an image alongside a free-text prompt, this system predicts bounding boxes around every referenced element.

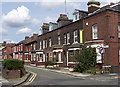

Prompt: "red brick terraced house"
[2,43,14,59]
[2,0,120,72]
[84,1,120,72]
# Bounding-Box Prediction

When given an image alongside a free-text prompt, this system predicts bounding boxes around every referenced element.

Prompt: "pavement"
[0,70,9,87]
[25,65,119,80]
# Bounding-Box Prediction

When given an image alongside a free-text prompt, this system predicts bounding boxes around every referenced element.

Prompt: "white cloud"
[31,18,41,26]
[0,28,8,36]
[3,5,31,27]
[37,0,119,10]
[16,27,36,35]
[0,21,8,36]
[44,16,57,23]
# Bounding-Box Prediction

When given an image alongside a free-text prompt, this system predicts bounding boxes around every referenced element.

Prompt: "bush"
[72,45,97,73]
[3,59,24,70]
[45,61,55,67]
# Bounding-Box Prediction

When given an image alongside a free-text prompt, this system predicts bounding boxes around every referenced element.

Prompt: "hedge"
[3,59,24,70]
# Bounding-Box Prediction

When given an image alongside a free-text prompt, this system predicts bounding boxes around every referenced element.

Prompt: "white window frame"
[119,48,120,63]
[58,35,60,45]
[43,54,45,62]
[118,23,120,38]
[43,40,45,49]
[92,24,98,39]
[40,41,42,50]
[67,33,70,44]
[58,52,61,62]
[46,40,47,48]
[64,34,66,44]
[74,30,78,43]
[49,38,52,47]
[39,54,42,62]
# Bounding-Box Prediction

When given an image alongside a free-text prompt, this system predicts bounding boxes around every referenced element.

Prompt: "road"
[23,66,119,86]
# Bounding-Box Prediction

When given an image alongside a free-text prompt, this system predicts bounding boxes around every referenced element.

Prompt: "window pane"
[118,23,120,37]
[67,33,70,44]
[74,30,78,42]
[92,24,98,39]
[58,52,61,62]
[119,49,120,63]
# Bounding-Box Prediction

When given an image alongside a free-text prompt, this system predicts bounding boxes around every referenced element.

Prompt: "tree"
[72,45,97,73]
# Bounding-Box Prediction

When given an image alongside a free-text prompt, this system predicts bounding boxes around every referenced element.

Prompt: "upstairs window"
[119,49,120,63]
[58,35,60,45]
[64,34,66,44]
[43,40,45,49]
[34,43,36,50]
[74,30,78,43]
[67,33,70,44]
[118,23,120,38]
[40,41,42,50]
[49,38,52,47]
[92,24,98,39]
[46,40,47,48]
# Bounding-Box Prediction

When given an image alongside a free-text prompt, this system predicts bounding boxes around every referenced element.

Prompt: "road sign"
[99,47,104,54]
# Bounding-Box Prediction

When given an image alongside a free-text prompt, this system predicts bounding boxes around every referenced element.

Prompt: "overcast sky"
[0,0,119,43]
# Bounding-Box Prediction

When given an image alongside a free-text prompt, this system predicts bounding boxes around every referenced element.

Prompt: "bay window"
[58,52,61,62]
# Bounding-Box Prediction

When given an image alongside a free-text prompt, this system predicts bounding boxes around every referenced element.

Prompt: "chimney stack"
[42,23,49,34]
[57,14,72,27]
[87,0,100,13]
[25,36,29,40]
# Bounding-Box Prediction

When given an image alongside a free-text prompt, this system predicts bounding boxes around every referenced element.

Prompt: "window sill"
[56,62,63,63]
[38,61,42,62]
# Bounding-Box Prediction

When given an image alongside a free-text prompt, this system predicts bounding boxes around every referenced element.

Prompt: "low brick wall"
[2,69,21,79]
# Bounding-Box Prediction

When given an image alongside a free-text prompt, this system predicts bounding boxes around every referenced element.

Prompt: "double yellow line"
[24,71,37,85]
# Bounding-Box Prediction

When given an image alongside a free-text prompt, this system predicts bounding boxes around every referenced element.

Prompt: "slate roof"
[25,39,37,45]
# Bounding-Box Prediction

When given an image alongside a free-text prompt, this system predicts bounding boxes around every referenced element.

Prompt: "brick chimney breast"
[87,0,100,13]
[57,14,72,28]
[25,36,29,40]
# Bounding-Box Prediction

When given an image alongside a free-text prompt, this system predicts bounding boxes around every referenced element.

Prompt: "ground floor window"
[34,54,36,61]
[31,54,32,61]
[69,51,74,62]
[58,52,61,62]
[40,54,42,62]
[26,54,28,60]
[119,49,120,63]
[49,52,52,61]
[54,52,56,62]
[20,53,22,60]
[43,54,45,62]
[16,54,18,59]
